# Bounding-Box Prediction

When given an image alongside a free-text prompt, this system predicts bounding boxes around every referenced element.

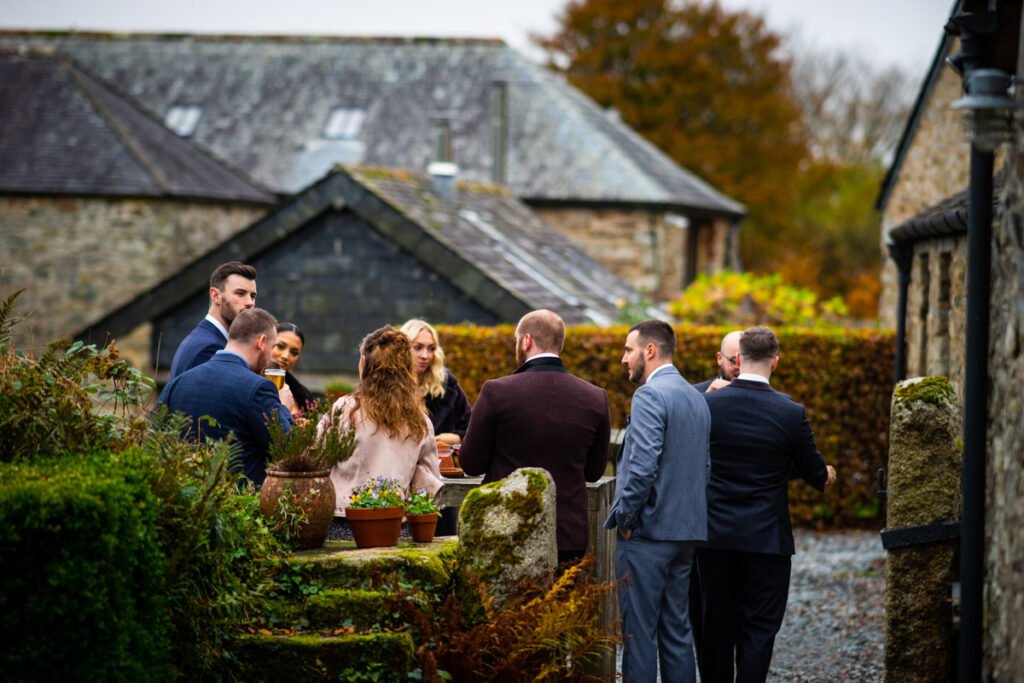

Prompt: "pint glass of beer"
[264,368,286,390]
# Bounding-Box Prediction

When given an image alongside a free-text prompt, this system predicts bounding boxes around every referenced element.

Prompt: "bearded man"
[459,309,611,565]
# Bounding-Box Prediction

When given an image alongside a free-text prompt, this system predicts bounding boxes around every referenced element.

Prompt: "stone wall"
[985,98,1024,681]
[878,32,1024,679]
[0,195,266,355]
[902,235,969,400]
[879,40,971,327]
[532,205,735,298]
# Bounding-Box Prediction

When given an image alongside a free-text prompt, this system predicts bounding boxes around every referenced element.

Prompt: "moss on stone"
[894,376,956,406]
[264,588,399,631]
[458,471,552,593]
[458,469,548,581]
[289,539,456,590]
[232,632,414,682]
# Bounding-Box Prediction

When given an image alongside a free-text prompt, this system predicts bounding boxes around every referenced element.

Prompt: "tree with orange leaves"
[535,0,808,270]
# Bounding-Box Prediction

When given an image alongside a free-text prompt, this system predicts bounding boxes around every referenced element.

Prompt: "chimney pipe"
[428,161,458,203]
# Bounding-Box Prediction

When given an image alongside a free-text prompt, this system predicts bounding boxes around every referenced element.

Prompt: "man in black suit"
[698,326,836,682]
[460,309,611,565]
[170,261,257,378]
[692,330,742,393]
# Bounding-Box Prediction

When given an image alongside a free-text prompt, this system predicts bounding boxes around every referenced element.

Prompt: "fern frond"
[0,288,26,348]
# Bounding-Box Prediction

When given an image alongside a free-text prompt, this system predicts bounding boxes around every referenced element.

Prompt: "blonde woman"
[399,319,472,446]
[320,326,443,524]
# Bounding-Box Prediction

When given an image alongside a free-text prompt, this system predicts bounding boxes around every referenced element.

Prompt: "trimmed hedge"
[0,455,172,681]
[439,323,894,529]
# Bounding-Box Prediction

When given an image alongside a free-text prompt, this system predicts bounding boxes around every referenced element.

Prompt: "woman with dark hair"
[319,326,443,525]
[272,322,316,414]
[399,319,471,445]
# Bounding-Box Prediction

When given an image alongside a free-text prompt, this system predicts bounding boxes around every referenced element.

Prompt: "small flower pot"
[406,512,440,543]
[260,468,335,550]
[344,505,404,548]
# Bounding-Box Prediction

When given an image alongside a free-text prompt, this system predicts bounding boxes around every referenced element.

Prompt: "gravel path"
[769,529,886,682]
[615,529,886,681]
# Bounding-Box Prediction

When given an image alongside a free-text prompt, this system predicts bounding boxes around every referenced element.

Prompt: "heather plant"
[266,402,356,472]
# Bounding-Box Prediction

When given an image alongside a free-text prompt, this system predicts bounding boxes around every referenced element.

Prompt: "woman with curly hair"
[320,326,443,524]
[399,319,472,446]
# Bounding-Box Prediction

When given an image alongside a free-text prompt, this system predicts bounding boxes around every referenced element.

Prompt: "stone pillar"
[884,376,962,682]
[457,467,557,609]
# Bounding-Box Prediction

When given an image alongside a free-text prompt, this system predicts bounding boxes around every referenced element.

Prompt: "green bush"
[667,270,850,327]
[123,413,287,679]
[0,294,285,679]
[0,455,172,681]
[439,323,894,529]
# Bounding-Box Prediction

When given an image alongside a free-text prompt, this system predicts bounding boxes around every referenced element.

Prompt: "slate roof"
[0,50,274,202]
[0,32,744,217]
[350,167,638,325]
[888,172,1003,244]
[77,164,642,342]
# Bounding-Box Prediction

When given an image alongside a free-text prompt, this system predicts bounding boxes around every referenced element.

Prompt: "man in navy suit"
[606,320,711,683]
[692,330,742,394]
[460,309,611,565]
[169,261,258,378]
[698,326,836,682]
[158,307,293,487]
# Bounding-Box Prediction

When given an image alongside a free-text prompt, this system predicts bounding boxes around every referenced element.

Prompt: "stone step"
[288,538,457,590]
[232,631,416,681]
[269,587,431,631]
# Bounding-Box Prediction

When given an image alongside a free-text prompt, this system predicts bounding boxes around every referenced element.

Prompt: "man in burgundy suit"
[459,309,612,564]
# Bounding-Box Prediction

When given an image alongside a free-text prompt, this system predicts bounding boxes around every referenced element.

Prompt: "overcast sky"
[2,0,953,75]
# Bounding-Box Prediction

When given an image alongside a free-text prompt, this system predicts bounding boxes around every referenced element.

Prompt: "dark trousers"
[697,548,791,683]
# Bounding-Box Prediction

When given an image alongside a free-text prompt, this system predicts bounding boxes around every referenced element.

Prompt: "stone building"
[877,0,1023,678]
[83,165,639,381]
[0,32,745,298]
[0,50,275,352]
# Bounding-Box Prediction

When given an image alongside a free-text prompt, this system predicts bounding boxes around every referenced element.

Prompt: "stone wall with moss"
[0,195,266,355]
[984,86,1024,680]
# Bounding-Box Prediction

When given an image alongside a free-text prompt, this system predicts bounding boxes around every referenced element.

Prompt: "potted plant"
[260,406,356,550]
[404,488,442,543]
[345,476,406,548]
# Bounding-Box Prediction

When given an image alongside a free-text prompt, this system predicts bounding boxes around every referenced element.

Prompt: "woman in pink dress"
[320,326,443,535]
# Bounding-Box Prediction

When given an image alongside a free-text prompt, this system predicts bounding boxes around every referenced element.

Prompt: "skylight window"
[323,108,366,140]
[164,105,202,137]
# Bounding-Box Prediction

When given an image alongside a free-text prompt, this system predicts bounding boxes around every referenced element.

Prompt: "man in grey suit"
[606,320,711,683]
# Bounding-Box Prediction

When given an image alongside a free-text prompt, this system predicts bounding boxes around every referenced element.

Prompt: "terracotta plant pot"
[406,512,439,543]
[345,505,404,548]
[260,468,335,550]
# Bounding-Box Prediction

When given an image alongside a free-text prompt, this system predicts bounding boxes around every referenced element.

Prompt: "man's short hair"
[517,309,566,353]
[629,320,675,359]
[210,261,257,290]
[739,326,779,363]
[228,308,277,343]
